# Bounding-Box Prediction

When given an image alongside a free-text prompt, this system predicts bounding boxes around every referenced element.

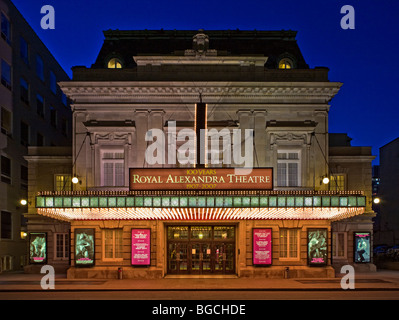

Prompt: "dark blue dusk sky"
[11,0,399,165]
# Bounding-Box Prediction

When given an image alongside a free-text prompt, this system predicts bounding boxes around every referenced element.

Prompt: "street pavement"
[1,269,399,292]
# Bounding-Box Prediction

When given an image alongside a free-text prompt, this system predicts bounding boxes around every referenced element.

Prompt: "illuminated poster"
[29,233,47,264]
[253,228,272,265]
[308,229,328,266]
[75,228,95,267]
[131,229,151,266]
[354,232,371,263]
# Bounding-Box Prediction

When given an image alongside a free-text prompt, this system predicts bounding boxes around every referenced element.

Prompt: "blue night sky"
[11,0,399,165]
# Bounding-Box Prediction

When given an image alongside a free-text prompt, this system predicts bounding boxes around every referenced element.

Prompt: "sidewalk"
[1,269,399,291]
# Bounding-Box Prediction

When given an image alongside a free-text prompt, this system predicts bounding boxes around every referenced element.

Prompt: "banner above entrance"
[129,168,273,191]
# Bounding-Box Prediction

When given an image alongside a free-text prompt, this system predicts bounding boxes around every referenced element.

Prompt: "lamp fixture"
[72,176,79,184]
[373,197,380,204]
[322,176,330,184]
[20,199,28,206]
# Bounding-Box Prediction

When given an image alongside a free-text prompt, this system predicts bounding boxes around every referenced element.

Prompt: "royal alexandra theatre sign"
[129,168,273,191]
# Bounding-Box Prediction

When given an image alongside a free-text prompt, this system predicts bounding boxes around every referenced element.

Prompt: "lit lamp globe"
[72,177,79,184]
[20,199,28,206]
[373,198,380,204]
[322,177,330,184]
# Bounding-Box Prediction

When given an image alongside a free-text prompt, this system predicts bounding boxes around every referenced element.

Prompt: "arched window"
[107,58,123,69]
[278,58,293,69]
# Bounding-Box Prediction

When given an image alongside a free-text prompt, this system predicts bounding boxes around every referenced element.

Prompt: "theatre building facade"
[24,30,376,278]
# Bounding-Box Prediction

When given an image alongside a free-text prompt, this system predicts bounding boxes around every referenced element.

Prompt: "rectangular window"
[101,151,125,186]
[61,92,68,106]
[36,55,44,81]
[332,232,347,259]
[20,37,29,65]
[1,211,12,239]
[1,155,11,184]
[1,107,12,135]
[1,59,11,90]
[50,71,57,94]
[20,78,30,105]
[20,121,29,146]
[36,132,44,146]
[1,12,11,44]
[277,151,301,187]
[279,229,299,260]
[20,165,28,190]
[61,118,68,136]
[50,105,57,127]
[54,174,72,191]
[55,233,69,260]
[329,174,346,191]
[103,229,123,261]
[36,94,44,118]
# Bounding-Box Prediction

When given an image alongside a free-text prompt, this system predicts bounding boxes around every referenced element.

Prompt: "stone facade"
[26,29,375,278]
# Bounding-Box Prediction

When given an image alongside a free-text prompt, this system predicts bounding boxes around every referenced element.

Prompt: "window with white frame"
[102,229,123,261]
[332,232,347,259]
[101,150,124,186]
[279,228,299,260]
[55,233,69,260]
[277,150,301,187]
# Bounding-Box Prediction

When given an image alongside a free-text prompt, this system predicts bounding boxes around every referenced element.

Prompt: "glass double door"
[168,242,235,275]
[167,225,235,275]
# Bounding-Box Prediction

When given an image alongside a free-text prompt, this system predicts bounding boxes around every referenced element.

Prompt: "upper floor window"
[1,59,11,90]
[50,105,57,127]
[20,37,29,65]
[54,174,72,191]
[107,58,122,69]
[277,151,301,187]
[278,58,293,69]
[329,174,346,191]
[20,165,28,190]
[1,12,11,44]
[20,121,29,146]
[1,107,12,135]
[20,78,30,105]
[36,94,44,118]
[36,55,44,81]
[1,155,11,184]
[50,71,57,94]
[101,150,124,186]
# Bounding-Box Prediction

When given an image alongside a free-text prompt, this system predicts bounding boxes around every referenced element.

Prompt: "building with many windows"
[26,29,375,278]
[0,0,71,272]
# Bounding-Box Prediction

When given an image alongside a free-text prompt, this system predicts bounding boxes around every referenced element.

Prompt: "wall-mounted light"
[72,176,79,184]
[321,176,330,185]
[20,199,28,206]
[373,197,380,204]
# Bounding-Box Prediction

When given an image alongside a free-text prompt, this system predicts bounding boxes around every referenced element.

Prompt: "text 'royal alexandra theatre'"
[25,30,376,279]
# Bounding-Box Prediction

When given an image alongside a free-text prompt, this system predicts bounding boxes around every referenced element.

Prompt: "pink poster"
[253,228,272,265]
[131,229,151,265]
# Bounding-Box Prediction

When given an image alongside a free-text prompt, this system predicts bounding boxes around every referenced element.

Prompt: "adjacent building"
[373,137,399,246]
[26,29,375,278]
[0,0,71,272]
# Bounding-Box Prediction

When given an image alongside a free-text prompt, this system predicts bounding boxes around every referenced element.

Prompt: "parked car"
[386,245,399,260]
[373,245,388,255]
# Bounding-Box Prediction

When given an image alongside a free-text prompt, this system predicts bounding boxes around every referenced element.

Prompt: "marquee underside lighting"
[37,206,365,222]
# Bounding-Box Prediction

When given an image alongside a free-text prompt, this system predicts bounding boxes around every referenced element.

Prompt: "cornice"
[59,81,342,104]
